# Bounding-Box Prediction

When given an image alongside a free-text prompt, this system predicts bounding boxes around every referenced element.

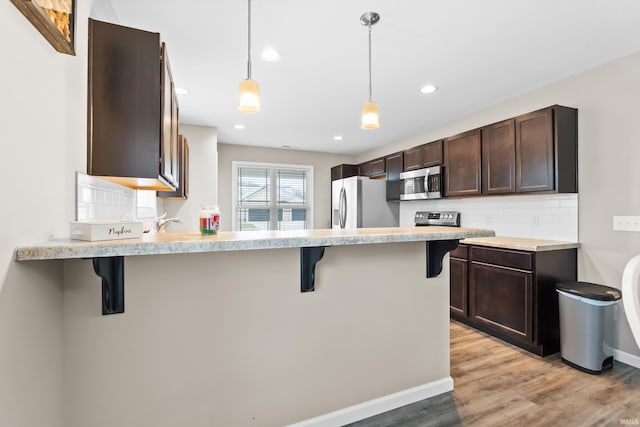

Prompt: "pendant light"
[360,11,380,129]
[239,0,260,112]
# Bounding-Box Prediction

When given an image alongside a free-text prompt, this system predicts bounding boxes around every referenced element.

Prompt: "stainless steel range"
[414,211,460,227]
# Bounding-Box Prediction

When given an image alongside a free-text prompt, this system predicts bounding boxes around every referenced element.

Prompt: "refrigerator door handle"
[339,187,347,229]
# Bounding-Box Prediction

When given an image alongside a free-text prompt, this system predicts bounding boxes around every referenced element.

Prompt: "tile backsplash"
[76,172,162,230]
[399,193,578,241]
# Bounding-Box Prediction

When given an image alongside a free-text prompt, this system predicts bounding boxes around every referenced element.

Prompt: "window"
[233,162,313,231]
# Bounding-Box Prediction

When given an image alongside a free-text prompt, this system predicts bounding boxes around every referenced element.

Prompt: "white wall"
[217,144,355,231]
[360,52,640,358]
[0,1,95,426]
[163,124,218,231]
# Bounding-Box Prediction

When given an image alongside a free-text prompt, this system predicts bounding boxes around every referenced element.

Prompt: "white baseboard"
[286,377,454,427]
[614,348,640,369]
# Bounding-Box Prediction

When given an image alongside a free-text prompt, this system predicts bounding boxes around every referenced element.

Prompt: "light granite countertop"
[460,236,580,252]
[15,226,495,261]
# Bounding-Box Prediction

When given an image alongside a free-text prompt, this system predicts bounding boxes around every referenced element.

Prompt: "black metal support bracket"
[425,240,459,278]
[300,246,326,292]
[92,256,125,315]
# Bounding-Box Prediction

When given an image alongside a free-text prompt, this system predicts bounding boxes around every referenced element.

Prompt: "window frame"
[232,161,314,231]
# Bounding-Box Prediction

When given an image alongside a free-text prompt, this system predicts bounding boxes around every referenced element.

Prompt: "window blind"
[235,165,310,231]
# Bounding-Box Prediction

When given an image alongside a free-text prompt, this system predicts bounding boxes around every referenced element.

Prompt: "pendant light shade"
[361,101,379,129]
[360,11,380,130]
[239,0,260,113]
[239,79,260,113]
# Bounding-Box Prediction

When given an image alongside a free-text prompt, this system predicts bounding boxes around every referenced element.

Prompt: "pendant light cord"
[368,24,372,102]
[247,0,252,80]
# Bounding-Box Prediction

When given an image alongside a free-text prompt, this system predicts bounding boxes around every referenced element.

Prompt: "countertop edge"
[15,228,496,261]
[460,237,581,252]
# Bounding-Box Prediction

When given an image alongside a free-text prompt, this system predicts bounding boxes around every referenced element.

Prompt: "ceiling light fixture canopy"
[360,11,380,130]
[239,0,260,113]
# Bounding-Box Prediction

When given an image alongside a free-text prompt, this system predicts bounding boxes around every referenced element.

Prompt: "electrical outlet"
[613,216,640,232]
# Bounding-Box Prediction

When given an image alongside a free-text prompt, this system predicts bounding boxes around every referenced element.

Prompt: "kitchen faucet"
[155,213,182,233]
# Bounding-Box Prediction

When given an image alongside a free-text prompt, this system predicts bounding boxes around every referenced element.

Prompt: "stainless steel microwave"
[399,165,442,200]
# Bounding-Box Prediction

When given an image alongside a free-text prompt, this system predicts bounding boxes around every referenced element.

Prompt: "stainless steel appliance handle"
[339,187,347,229]
[424,169,431,199]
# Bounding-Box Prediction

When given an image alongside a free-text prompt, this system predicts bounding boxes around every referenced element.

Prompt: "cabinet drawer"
[450,244,468,259]
[470,246,533,271]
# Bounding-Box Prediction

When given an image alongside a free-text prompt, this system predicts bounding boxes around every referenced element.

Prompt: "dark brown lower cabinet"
[449,245,468,317]
[450,244,577,356]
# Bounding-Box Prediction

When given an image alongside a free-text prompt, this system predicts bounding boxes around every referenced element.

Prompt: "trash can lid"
[556,281,621,301]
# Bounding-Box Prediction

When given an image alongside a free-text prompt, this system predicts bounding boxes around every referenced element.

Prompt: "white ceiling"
[99,0,640,155]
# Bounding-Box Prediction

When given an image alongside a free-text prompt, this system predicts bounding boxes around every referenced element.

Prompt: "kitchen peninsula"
[15,226,493,427]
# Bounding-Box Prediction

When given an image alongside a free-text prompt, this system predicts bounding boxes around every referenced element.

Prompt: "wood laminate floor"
[347,320,640,427]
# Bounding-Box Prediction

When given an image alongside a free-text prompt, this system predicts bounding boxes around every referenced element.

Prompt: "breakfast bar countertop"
[15,226,495,261]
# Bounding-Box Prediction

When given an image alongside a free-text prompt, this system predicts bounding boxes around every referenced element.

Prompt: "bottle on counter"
[199,205,220,235]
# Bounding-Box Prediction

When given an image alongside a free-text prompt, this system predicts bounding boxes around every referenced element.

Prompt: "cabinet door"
[88,19,168,189]
[385,152,403,201]
[482,119,515,194]
[450,257,468,317]
[421,140,443,167]
[403,147,422,171]
[158,135,188,199]
[368,158,386,176]
[331,164,358,181]
[358,162,370,177]
[359,158,385,177]
[469,262,533,343]
[161,43,179,188]
[444,130,481,197]
[182,136,189,198]
[385,152,403,180]
[170,82,180,187]
[516,108,554,192]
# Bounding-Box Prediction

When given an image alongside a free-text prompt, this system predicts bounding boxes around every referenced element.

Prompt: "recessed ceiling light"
[420,84,438,94]
[261,47,282,62]
[234,124,246,130]
[333,136,344,141]
[175,87,190,95]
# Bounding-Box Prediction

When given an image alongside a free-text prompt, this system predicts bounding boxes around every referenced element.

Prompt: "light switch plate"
[613,216,640,232]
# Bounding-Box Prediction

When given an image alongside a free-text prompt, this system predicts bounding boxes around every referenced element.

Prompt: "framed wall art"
[11,0,76,55]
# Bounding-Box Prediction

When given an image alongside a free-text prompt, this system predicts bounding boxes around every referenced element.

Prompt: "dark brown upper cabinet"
[331,105,576,199]
[403,140,443,171]
[385,152,403,201]
[359,157,385,177]
[482,119,516,194]
[158,135,189,199]
[330,164,358,181]
[421,140,444,168]
[384,152,403,180]
[87,19,178,191]
[444,129,482,197]
[515,105,577,193]
[403,146,422,171]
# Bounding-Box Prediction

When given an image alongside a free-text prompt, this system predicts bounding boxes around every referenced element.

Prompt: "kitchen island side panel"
[62,242,450,427]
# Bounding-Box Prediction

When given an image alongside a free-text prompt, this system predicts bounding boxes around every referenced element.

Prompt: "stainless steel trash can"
[556,281,621,374]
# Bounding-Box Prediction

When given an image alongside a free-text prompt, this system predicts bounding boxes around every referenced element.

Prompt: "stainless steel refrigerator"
[331,176,399,229]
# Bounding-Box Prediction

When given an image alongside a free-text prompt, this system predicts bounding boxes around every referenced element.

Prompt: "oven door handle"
[424,169,430,199]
